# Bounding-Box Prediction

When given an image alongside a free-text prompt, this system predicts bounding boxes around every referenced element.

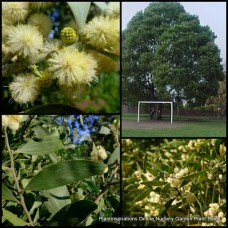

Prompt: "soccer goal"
[137,101,173,124]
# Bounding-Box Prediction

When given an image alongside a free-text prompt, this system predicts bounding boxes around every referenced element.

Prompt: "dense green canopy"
[122,2,224,110]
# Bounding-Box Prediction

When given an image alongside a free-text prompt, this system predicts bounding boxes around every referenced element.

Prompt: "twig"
[95,165,119,204]
[4,127,34,226]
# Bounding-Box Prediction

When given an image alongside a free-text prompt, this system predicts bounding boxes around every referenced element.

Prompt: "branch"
[4,127,34,226]
[95,165,119,204]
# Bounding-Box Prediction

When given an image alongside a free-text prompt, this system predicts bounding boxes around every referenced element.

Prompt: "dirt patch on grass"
[122,119,187,129]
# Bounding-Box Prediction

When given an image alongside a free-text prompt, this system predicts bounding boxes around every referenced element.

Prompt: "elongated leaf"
[25,160,107,191]
[140,181,167,187]
[181,170,206,180]
[67,2,91,32]
[23,104,84,114]
[93,2,107,11]
[2,183,19,203]
[3,209,28,226]
[133,189,151,202]
[41,186,71,215]
[48,200,97,226]
[14,135,63,156]
[99,126,111,135]
[107,147,120,165]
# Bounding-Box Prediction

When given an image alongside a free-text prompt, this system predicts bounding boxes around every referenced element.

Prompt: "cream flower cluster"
[2,115,23,131]
[84,15,119,55]
[166,167,189,188]
[148,191,161,204]
[145,204,159,217]
[91,145,108,161]
[3,2,120,106]
[48,47,97,87]
[7,24,43,59]
[204,203,226,224]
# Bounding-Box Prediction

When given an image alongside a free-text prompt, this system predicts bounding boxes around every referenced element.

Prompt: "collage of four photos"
[1,2,226,227]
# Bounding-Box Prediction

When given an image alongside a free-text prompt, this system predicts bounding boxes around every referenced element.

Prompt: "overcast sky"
[122,2,226,65]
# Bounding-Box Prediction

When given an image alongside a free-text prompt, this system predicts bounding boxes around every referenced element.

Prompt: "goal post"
[137,101,173,124]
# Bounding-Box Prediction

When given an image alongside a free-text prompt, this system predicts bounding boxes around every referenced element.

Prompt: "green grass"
[122,113,226,137]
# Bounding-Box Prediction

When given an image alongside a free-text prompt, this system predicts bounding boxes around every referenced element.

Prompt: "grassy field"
[122,113,226,137]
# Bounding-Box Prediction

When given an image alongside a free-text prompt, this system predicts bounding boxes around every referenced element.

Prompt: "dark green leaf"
[2,183,19,203]
[181,170,206,180]
[48,200,97,226]
[133,189,151,202]
[25,160,107,191]
[14,135,63,156]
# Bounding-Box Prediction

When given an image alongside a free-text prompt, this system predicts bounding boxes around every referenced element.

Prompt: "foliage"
[122,139,226,226]
[206,74,226,118]
[122,2,224,113]
[2,115,120,226]
[2,2,120,113]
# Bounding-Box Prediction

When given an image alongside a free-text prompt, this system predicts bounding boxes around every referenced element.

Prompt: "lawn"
[122,113,226,137]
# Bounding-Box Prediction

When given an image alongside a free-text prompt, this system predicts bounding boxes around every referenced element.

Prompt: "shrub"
[122,139,226,226]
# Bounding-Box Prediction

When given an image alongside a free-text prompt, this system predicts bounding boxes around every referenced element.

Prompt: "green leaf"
[23,104,84,114]
[181,170,206,180]
[86,180,100,194]
[140,181,167,187]
[3,209,28,226]
[133,189,151,202]
[107,147,120,165]
[41,186,71,215]
[93,2,107,11]
[32,125,50,139]
[161,183,171,194]
[48,200,98,226]
[67,2,91,32]
[2,183,19,203]
[99,126,111,134]
[14,135,64,156]
[25,160,107,191]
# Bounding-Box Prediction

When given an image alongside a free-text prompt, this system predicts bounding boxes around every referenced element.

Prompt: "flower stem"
[4,127,34,226]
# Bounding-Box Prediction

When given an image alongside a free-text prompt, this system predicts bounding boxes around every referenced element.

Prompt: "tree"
[122,2,224,118]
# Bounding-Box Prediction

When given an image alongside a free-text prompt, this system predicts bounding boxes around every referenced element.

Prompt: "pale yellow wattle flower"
[2,2,29,24]
[84,16,120,53]
[28,13,52,38]
[9,74,40,105]
[105,2,120,18]
[48,47,97,86]
[7,24,43,59]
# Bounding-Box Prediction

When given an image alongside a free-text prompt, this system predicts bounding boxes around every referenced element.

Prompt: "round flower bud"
[60,27,77,44]
[38,70,52,88]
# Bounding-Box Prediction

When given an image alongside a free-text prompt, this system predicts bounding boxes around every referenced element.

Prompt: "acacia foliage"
[122,139,226,226]
[122,2,224,107]
[2,115,120,226]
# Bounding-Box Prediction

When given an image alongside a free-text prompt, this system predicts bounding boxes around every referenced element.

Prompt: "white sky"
[122,2,226,64]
